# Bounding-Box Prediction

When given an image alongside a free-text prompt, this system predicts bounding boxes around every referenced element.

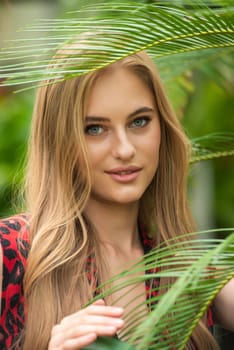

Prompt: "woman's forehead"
[86,67,155,118]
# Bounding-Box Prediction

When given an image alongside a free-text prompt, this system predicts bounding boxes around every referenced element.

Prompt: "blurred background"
[0,0,233,348]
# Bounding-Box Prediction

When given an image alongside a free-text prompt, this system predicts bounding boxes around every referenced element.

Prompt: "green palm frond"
[0,3,233,349]
[84,336,135,350]
[0,0,233,89]
[156,47,234,85]
[191,133,234,163]
[86,230,234,349]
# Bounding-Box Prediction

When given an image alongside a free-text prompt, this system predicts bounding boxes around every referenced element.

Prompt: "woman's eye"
[85,125,104,135]
[131,117,149,128]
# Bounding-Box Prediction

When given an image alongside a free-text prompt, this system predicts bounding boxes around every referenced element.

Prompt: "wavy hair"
[21,51,219,350]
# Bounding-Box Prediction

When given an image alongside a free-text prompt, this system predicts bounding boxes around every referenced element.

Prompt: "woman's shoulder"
[0,213,29,234]
[0,214,30,348]
[0,213,30,265]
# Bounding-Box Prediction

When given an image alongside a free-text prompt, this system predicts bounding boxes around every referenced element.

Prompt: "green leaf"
[0,0,233,89]
[86,230,234,349]
[83,336,135,350]
[128,232,234,349]
[191,132,234,163]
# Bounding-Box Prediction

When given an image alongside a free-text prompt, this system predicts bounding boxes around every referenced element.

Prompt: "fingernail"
[115,319,124,325]
[114,307,124,312]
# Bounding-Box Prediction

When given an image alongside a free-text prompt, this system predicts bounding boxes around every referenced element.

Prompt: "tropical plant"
[0,0,233,161]
[83,230,234,349]
[0,0,234,349]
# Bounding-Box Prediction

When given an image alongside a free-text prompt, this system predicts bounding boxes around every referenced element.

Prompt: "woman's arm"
[213,278,234,331]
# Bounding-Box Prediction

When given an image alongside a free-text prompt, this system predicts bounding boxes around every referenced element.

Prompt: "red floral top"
[0,215,213,349]
[0,215,30,349]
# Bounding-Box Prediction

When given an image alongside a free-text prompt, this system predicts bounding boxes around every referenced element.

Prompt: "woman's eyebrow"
[128,106,155,118]
[85,116,110,123]
[85,107,156,123]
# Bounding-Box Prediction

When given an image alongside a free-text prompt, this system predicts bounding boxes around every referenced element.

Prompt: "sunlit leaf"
[86,230,234,349]
[0,0,233,90]
[191,132,234,163]
[84,336,135,350]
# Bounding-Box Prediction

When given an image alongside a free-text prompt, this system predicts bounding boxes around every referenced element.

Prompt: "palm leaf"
[190,132,234,163]
[83,336,135,350]
[156,47,234,86]
[0,3,233,348]
[0,0,233,89]
[86,230,234,349]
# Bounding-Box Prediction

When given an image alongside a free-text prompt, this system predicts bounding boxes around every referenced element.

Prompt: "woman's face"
[84,66,161,207]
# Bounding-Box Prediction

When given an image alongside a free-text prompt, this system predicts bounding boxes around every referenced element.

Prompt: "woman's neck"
[84,198,142,253]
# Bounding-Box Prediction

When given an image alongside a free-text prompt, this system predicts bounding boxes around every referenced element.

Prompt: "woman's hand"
[48,299,124,349]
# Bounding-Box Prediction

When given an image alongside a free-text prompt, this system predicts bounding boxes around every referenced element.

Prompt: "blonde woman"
[0,51,233,350]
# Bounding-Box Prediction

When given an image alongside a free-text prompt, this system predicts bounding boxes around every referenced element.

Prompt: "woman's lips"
[105,167,142,183]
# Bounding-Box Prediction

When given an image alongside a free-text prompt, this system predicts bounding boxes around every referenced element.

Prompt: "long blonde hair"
[21,51,219,350]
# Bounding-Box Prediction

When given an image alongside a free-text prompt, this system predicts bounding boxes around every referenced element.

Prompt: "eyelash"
[130,116,150,128]
[85,125,105,135]
[85,116,151,136]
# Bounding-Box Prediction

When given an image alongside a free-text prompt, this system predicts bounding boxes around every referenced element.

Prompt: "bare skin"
[47,66,234,348]
[48,300,124,349]
[47,216,147,348]
[46,205,234,350]
[1,66,233,349]
[213,278,234,331]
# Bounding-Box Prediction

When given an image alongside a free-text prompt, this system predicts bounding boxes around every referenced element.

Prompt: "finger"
[49,325,67,349]
[86,304,124,317]
[49,315,124,345]
[61,305,124,327]
[61,333,97,350]
[92,299,106,305]
[77,314,124,329]
[49,324,118,349]
[48,329,97,350]
[66,324,118,338]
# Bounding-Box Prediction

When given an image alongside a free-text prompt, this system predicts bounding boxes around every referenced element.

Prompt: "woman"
[0,51,233,350]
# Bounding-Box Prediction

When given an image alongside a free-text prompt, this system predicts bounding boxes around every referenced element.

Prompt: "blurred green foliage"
[183,71,234,228]
[0,91,34,217]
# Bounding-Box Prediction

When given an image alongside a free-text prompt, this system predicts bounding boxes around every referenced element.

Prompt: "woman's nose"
[112,130,136,160]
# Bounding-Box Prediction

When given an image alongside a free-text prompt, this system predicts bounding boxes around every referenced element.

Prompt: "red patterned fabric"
[0,215,30,349]
[0,215,213,349]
